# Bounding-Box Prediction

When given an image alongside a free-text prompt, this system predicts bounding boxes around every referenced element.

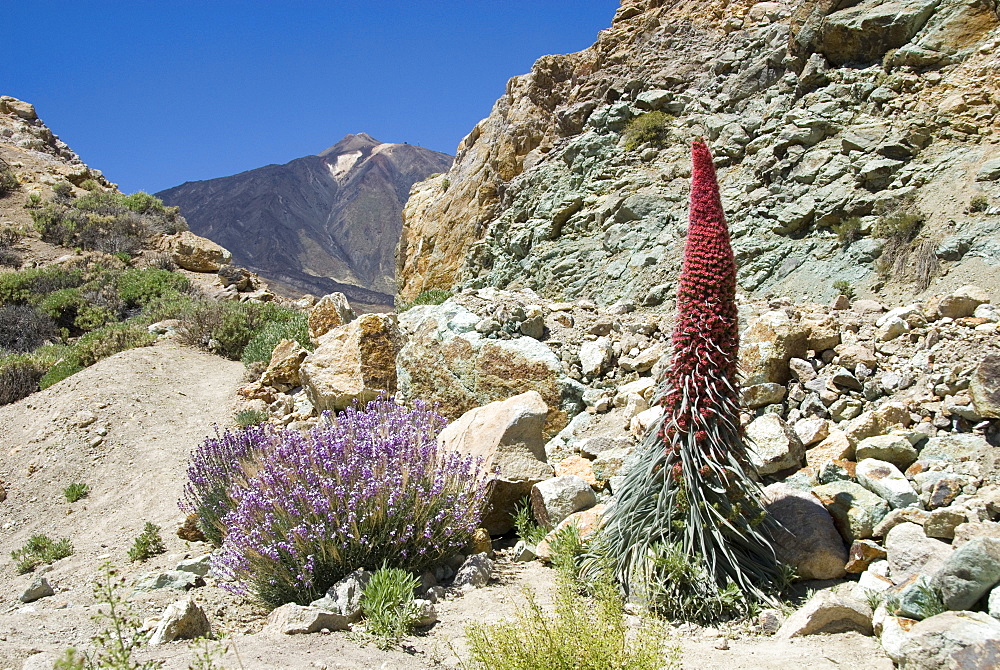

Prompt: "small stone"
[873,507,929,538]
[265,603,350,635]
[856,435,918,470]
[175,554,213,577]
[149,598,211,645]
[924,507,968,540]
[309,568,372,621]
[845,539,888,574]
[746,414,805,475]
[133,571,204,592]
[453,553,493,589]
[742,383,787,409]
[776,591,872,638]
[531,475,597,526]
[898,611,1000,669]
[512,541,536,562]
[937,285,989,319]
[20,576,54,603]
[794,418,830,447]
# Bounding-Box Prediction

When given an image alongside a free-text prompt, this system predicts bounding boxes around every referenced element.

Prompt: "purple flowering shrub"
[181,423,279,546]
[190,397,490,606]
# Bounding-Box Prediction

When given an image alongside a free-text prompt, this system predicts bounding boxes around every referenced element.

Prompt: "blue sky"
[5,1,619,194]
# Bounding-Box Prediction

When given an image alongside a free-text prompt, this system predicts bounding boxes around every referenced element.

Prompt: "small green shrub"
[832,217,863,246]
[512,498,547,546]
[466,559,677,670]
[0,356,47,405]
[54,562,164,670]
[52,181,74,200]
[623,111,673,151]
[0,266,84,305]
[128,522,166,562]
[39,359,85,389]
[832,279,855,300]
[79,179,101,192]
[633,541,748,624]
[11,534,74,573]
[234,409,268,428]
[239,312,311,366]
[0,166,19,197]
[969,194,989,213]
[64,482,90,503]
[73,322,155,367]
[25,192,42,208]
[361,564,422,650]
[115,267,191,310]
[179,300,307,361]
[399,289,453,311]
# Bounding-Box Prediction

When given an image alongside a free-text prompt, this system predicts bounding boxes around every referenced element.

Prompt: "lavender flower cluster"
[186,397,490,606]
[181,423,279,546]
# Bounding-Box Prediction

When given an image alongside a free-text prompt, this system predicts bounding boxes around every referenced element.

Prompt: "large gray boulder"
[885,522,952,584]
[309,568,372,622]
[764,483,848,580]
[776,590,873,638]
[265,603,350,635]
[438,391,554,534]
[897,611,1000,669]
[931,538,1000,611]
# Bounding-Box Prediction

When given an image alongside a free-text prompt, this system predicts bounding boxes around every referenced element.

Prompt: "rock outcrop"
[398,0,1000,310]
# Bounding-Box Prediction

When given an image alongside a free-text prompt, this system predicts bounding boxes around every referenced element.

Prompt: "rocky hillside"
[158,134,452,309]
[398,0,1000,308]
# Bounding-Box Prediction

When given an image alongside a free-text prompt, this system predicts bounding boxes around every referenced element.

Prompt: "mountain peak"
[318,133,383,157]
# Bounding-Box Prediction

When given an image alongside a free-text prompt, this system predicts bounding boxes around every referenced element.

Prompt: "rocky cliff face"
[159,134,452,309]
[398,0,1000,308]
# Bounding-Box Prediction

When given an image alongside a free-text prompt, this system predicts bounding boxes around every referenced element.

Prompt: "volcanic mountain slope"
[157,134,452,309]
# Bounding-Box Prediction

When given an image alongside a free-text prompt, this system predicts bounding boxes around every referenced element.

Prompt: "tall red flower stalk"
[600,140,780,615]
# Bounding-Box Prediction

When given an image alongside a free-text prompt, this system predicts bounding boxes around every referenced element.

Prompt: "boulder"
[19,576,53,603]
[938,285,990,319]
[818,0,939,66]
[856,458,919,509]
[898,611,1000,670]
[845,539,888,574]
[795,417,831,447]
[397,304,583,438]
[932,538,1000,611]
[746,414,805,475]
[453,553,494,589]
[307,292,356,342]
[260,339,309,392]
[806,429,853,468]
[579,337,612,378]
[855,434,918,470]
[300,313,404,412]
[163,231,232,272]
[531,475,597,527]
[970,354,1000,419]
[309,568,372,622]
[742,383,787,409]
[265,603,350,635]
[977,158,1000,182]
[776,590,873,638]
[133,571,203,591]
[837,344,878,372]
[920,434,989,462]
[149,598,211,645]
[739,310,810,385]
[764,483,847,579]
[874,507,930,538]
[438,391,554,534]
[812,480,890,542]
[885,522,952,584]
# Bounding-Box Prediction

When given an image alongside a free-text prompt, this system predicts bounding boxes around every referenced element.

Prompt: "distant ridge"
[157,134,452,309]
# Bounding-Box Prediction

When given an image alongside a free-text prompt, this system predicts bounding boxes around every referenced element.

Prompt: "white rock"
[856,458,920,509]
[579,337,612,378]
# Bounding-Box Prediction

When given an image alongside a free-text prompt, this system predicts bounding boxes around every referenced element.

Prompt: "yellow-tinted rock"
[308,292,357,343]
[162,231,232,272]
[260,339,308,392]
[300,313,404,412]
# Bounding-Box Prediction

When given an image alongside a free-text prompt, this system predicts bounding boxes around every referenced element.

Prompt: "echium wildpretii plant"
[600,140,781,615]
[199,396,490,607]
